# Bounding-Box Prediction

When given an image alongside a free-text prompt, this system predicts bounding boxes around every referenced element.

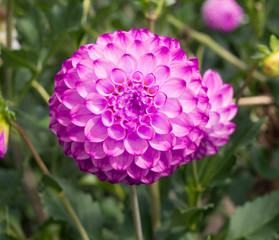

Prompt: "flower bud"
[0,117,9,159]
[263,50,279,77]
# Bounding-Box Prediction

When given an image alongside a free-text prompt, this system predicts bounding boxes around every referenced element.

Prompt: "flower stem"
[149,182,161,240]
[31,81,50,104]
[166,14,267,83]
[235,96,274,106]
[191,160,202,207]
[146,0,165,32]
[235,60,260,105]
[10,120,90,240]
[57,192,90,240]
[130,185,143,240]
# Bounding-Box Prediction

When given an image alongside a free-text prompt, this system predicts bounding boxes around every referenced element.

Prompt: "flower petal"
[66,124,85,142]
[108,124,126,140]
[101,109,114,127]
[127,162,149,180]
[70,104,94,127]
[104,43,125,64]
[84,116,108,142]
[154,92,167,108]
[149,133,176,151]
[138,53,157,75]
[170,63,192,82]
[95,78,115,96]
[161,98,182,118]
[151,113,172,134]
[134,146,160,169]
[153,65,170,85]
[92,156,113,171]
[179,89,198,113]
[137,125,155,140]
[117,54,137,74]
[126,40,148,59]
[71,142,88,160]
[219,104,237,121]
[76,79,96,98]
[103,137,125,157]
[93,58,115,79]
[85,93,107,114]
[110,68,127,85]
[160,78,186,97]
[152,46,171,65]
[124,133,148,155]
[151,151,172,173]
[170,112,193,137]
[61,89,83,109]
[88,44,105,59]
[84,141,106,159]
[109,151,134,171]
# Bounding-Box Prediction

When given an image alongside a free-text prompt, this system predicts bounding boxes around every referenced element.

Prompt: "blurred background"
[0,0,279,239]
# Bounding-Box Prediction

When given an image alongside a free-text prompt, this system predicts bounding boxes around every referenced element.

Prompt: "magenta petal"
[76,59,96,79]
[71,142,88,160]
[179,89,198,113]
[219,104,237,121]
[152,46,171,65]
[161,98,182,118]
[93,58,115,79]
[104,43,125,64]
[153,66,170,85]
[141,171,162,184]
[66,124,85,142]
[95,78,115,96]
[71,49,90,67]
[105,170,127,183]
[117,54,137,74]
[127,162,149,180]
[111,68,127,85]
[154,92,167,108]
[56,104,71,126]
[203,70,222,96]
[85,93,107,114]
[76,79,96,98]
[173,136,191,150]
[170,112,193,137]
[70,104,94,127]
[134,146,160,169]
[88,44,105,59]
[207,112,220,127]
[138,53,157,75]
[151,151,172,173]
[109,151,134,171]
[114,31,133,49]
[84,141,106,159]
[103,137,125,157]
[151,113,172,134]
[61,89,83,109]
[126,40,148,59]
[187,78,202,94]
[210,94,223,111]
[108,124,126,140]
[149,133,176,151]
[101,109,114,127]
[143,73,155,87]
[160,78,186,97]
[170,63,192,82]
[171,49,187,62]
[96,33,114,45]
[124,133,148,155]
[92,156,113,171]
[84,116,108,142]
[64,68,79,88]
[190,110,209,127]
[137,125,155,140]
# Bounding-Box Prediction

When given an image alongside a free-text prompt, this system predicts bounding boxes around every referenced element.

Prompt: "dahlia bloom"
[202,0,243,33]
[49,29,211,184]
[0,117,9,159]
[194,70,237,160]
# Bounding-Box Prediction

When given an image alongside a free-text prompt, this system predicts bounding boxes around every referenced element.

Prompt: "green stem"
[235,60,260,105]
[130,185,143,240]
[166,14,267,83]
[191,160,202,207]
[10,120,90,240]
[58,192,90,240]
[200,155,217,186]
[146,0,165,32]
[31,81,50,104]
[149,182,161,240]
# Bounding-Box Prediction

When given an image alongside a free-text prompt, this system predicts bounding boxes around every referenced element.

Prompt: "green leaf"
[42,174,62,192]
[171,203,214,227]
[40,179,104,239]
[1,48,38,72]
[269,35,279,52]
[226,189,279,240]
[0,169,21,207]
[257,44,271,56]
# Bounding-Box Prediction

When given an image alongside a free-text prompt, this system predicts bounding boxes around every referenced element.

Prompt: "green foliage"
[226,189,279,240]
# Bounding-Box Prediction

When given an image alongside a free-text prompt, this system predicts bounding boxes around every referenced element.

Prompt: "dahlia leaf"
[40,179,103,239]
[225,189,279,240]
[171,203,214,227]
[42,174,62,193]
[269,35,279,52]
[1,48,38,72]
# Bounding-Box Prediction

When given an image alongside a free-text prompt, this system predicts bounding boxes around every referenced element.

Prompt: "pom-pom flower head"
[194,70,237,159]
[0,117,9,159]
[202,0,243,33]
[49,29,211,184]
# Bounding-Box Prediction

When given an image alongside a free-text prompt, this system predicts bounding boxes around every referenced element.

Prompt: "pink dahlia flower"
[202,0,243,33]
[0,117,9,159]
[194,70,237,160]
[49,29,210,184]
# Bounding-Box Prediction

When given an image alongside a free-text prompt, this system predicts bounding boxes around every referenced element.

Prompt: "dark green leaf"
[42,174,63,192]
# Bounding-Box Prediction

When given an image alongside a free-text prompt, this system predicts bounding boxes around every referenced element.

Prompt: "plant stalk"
[130,185,143,240]
[191,160,202,207]
[149,182,161,240]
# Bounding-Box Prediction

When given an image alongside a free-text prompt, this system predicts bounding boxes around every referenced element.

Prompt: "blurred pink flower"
[194,70,237,160]
[202,0,243,33]
[49,29,210,184]
[0,117,9,159]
